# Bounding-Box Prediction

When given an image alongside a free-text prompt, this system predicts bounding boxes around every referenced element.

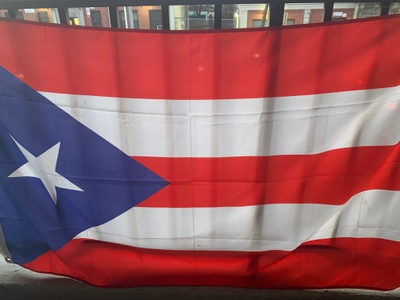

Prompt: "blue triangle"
[0,67,169,264]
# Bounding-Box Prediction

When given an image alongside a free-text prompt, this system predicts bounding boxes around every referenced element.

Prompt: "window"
[37,11,49,22]
[90,10,102,27]
[251,19,263,27]
[132,10,139,28]
[149,10,162,29]
[118,10,126,28]
[16,11,24,20]
[286,18,295,25]
[222,4,236,28]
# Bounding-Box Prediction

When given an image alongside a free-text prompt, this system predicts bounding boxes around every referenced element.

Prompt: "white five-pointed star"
[8,136,83,205]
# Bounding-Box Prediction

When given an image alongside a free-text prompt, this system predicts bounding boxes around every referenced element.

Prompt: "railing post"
[381,1,391,15]
[269,2,285,27]
[324,1,334,22]
[109,5,119,28]
[7,8,18,19]
[214,3,222,29]
[58,7,68,25]
[161,4,170,30]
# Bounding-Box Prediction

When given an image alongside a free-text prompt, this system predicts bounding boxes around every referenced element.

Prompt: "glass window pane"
[333,3,381,20]
[332,3,357,21]
[38,11,50,22]
[221,4,239,29]
[170,5,214,30]
[169,5,188,30]
[117,6,161,29]
[118,10,126,28]
[247,4,270,27]
[284,3,324,26]
[230,4,269,28]
[149,9,163,29]
[132,10,139,28]
[90,10,103,27]
[181,4,270,29]
[67,7,110,27]
[356,2,381,18]
[0,8,60,23]
[389,3,400,15]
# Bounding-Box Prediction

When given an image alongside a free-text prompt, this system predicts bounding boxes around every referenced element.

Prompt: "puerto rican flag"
[1,15,400,289]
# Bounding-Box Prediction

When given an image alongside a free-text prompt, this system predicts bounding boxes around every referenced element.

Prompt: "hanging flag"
[1,15,400,289]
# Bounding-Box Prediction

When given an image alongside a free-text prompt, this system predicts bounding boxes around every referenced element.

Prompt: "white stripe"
[75,189,400,252]
[42,85,400,157]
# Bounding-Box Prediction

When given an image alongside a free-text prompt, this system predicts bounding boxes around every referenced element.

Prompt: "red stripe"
[23,237,400,289]
[1,16,400,99]
[134,143,400,207]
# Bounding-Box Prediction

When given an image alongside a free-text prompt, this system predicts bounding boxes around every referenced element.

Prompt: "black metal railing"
[0,0,398,29]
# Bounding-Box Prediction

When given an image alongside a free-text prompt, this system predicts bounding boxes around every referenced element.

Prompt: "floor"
[1,258,400,300]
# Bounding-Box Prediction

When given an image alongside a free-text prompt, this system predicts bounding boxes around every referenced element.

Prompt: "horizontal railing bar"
[0,0,399,9]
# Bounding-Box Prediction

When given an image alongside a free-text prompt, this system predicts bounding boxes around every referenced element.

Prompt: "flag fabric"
[1,16,400,289]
